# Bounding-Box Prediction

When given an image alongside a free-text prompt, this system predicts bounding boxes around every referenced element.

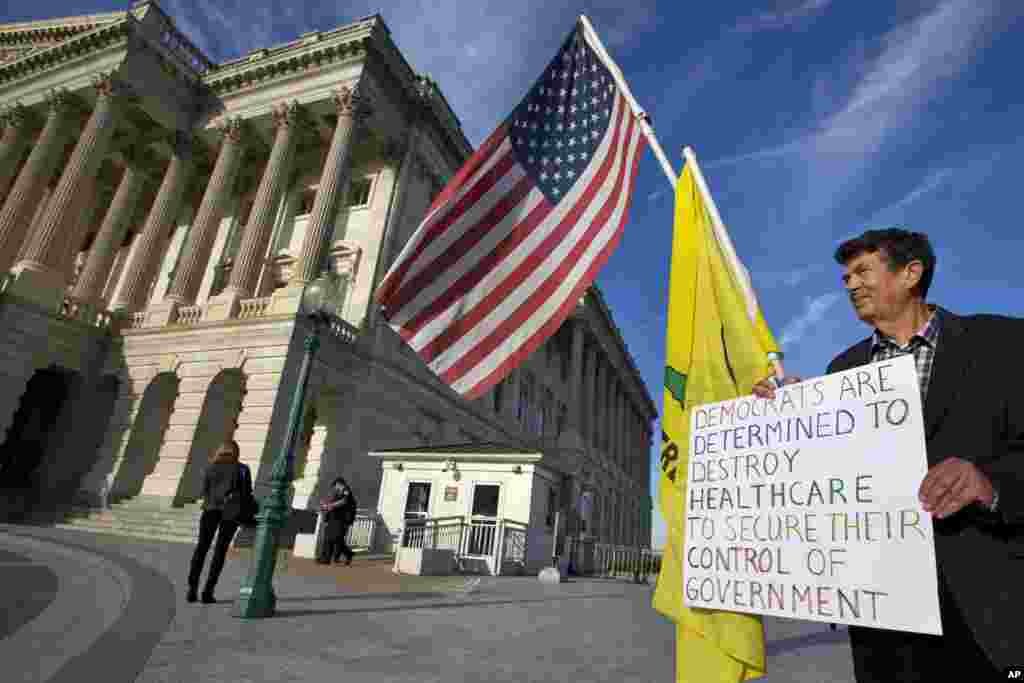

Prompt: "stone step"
[58,516,199,536]
[52,522,196,545]
[62,510,199,529]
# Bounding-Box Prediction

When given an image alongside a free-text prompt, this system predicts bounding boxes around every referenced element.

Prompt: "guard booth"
[369,443,558,576]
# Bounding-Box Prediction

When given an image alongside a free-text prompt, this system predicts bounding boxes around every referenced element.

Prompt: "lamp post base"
[233,508,287,619]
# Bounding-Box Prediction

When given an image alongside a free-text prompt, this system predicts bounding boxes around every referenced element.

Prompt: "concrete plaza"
[1,524,854,682]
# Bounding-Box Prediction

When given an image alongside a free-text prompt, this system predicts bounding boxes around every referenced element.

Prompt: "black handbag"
[223,464,258,526]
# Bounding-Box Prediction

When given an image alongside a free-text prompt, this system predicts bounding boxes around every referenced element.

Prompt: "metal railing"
[563,537,662,582]
[313,508,379,559]
[395,515,530,575]
[500,520,528,567]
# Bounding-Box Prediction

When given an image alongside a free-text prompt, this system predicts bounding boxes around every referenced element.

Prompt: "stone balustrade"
[175,304,203,326]
[237,296,272,319]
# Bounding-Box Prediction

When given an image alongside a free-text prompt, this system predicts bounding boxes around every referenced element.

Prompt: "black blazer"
[827,307,1024,667]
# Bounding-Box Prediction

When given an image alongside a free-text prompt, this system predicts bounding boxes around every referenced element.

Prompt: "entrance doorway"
[0,367,73,492]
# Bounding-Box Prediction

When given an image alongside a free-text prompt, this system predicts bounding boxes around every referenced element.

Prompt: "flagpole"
[682,146,787,381]
[579,14,677,188]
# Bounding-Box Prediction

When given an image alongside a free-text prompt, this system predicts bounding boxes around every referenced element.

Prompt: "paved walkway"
[1,524,855,682]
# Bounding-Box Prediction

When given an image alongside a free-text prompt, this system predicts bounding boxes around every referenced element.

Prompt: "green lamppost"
[235,274,337,618]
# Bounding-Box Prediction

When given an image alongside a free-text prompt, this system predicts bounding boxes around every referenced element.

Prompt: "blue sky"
[8,1,1024,549]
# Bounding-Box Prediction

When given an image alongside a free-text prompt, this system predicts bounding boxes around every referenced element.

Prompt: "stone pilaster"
[0,90,78,275]
[160,117,246,317]
[568,320,585,430]
[617,386,626,467]
[208,102,301,321]
[9,76,127,311]
[111,133,193,314]
[593,355,605,450]
[582,343,596,442]
[73,159,148,304]
[0,103,34,205]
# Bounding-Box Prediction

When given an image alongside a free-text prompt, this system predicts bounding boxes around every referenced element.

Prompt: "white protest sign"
[681,355,941,635]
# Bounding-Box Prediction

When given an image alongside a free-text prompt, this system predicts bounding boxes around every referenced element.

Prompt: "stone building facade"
[0,1,656,550]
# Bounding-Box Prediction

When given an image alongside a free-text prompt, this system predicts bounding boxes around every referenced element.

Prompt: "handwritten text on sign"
[681,355,941,635]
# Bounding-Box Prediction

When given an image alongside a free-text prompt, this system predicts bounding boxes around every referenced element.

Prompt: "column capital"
[92,72,136,102]
[215,116,248,144]
[165,130,196,160]
[333,85,372,120]
[1,102,35,131]
[44,88,84,118]
[271,101,313,130]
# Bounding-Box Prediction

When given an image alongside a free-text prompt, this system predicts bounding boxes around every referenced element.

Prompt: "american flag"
[376,22,648,399]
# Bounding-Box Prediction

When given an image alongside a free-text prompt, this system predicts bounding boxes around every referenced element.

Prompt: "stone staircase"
[45,496,203,544]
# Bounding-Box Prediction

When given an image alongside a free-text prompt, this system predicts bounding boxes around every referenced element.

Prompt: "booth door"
[465,484,501,567]
[401,482,431,546]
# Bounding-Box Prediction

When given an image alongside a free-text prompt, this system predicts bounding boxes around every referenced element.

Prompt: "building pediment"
[0,11,126,64]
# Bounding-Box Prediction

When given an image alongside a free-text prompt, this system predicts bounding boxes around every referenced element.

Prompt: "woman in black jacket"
[187,440,251,603]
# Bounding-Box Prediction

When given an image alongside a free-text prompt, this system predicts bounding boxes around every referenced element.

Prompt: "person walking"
[187,440,253,604]
[318,477,357,565]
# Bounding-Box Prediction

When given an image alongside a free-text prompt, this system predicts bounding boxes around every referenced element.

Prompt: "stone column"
[208,102,301,321]
[0,90,78,275]
[273,87,370,314]
[63,178,101,282]
[0,104,34,205]
[9,76,127,311]
[73,159,148,305]
[111,133,193,314]
[155,117,246,320]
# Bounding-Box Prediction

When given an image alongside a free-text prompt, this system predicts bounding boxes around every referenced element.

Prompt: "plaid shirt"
[870,306,940,402]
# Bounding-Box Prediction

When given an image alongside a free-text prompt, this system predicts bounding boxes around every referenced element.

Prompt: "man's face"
[841,250,918,325]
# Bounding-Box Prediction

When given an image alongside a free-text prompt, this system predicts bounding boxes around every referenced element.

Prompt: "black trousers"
[322,521,353,562]
[188,509,239,594]
[848,573,999,682]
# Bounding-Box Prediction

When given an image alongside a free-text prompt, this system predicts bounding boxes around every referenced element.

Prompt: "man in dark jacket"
[754,228,1022,680]
[318,477,356,565]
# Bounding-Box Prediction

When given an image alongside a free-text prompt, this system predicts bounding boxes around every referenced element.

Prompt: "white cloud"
[779,291,843,347]
[868,167,954,221]
[755,262,828,288]
[733,0,832,33]
[707,1,999,220]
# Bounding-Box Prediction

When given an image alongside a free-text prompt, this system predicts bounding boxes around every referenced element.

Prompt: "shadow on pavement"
[765,628,849,656]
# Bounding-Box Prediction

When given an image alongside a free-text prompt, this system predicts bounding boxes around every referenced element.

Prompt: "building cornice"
[0,11,125,41]
[582,285,658,421]
[0,19,131,87]
[204,17,379,89]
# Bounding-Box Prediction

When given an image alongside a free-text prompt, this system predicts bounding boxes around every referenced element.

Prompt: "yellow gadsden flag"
[652,162,781,682]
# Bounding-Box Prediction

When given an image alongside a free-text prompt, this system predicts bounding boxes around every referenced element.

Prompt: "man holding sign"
[754,228,1023,680]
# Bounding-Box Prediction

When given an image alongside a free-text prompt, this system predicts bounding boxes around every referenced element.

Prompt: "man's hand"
[918,457,995,519]
[751,375,803,400]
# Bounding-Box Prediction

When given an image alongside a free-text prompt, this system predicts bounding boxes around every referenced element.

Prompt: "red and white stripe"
[377,91,646,399]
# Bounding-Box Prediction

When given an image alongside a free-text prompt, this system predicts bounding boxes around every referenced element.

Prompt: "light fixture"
[513,465,523,474]
[299,272,340,324]
[392,463,403,471]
